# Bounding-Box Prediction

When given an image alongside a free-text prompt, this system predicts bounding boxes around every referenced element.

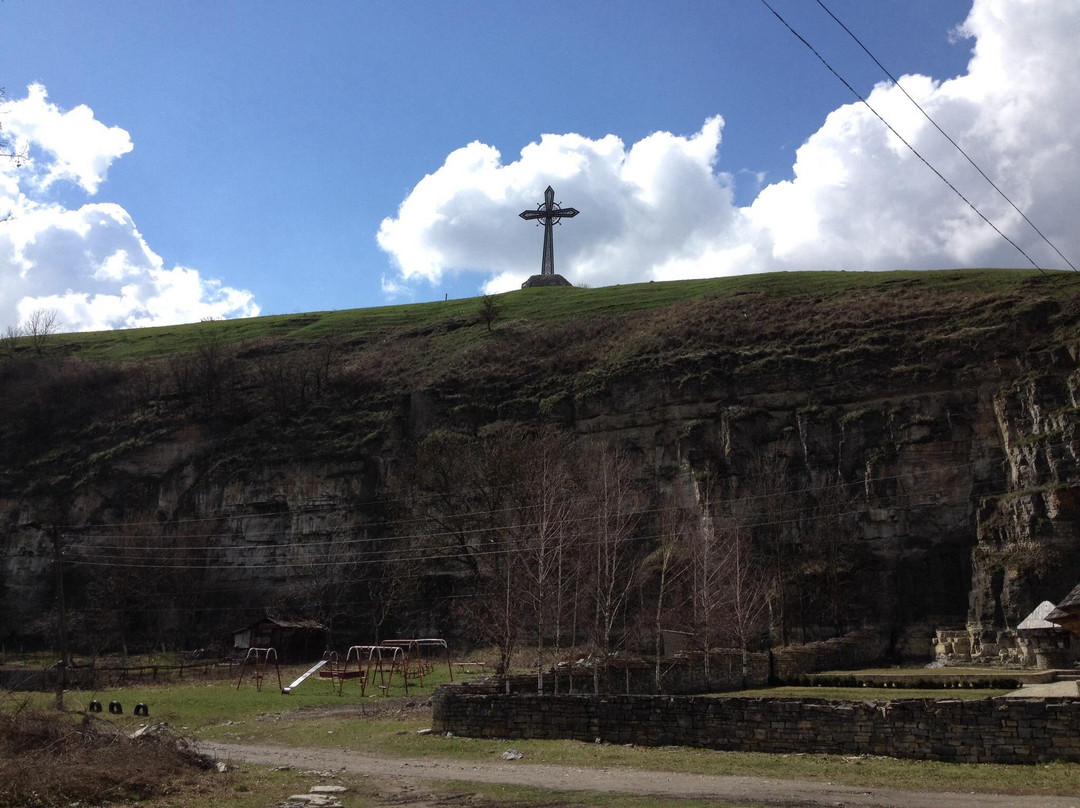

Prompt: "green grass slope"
[4,268,1079,497]
[39,268,1076,362]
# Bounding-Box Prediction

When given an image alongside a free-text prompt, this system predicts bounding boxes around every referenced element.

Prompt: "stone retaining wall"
[432,690,1080,764]
[459,651,769,696]
[770,627,889,681]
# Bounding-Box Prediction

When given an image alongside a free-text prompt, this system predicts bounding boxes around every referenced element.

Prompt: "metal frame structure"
[520,186,578,276]
[342,644,407,697]
[379,638,453,688]
[235,647,281,691]
[315,649,341,687]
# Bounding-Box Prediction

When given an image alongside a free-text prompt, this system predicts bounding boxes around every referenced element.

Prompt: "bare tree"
[478,294,500,333]
[310,332,340,400]
[715,520,771,679]
[23,308,59,356]
[254,351,310,422]
[514,429,576,692]
[408,429,531,675]
[193,320,231,410]
[1,323,20,358]
[683,467,774,682]
[585,447,644,693]
[365,537,419,643]
[166,352,197,403]
[648,487,692,691]
[687,480,725,675]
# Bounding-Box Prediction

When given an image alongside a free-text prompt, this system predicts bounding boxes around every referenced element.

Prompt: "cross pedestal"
[520,186,577,287]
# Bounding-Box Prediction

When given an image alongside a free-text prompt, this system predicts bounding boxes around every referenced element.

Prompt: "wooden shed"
[1047,581,1080,635]
[1018,600,1076,668]
[232,618,327,663]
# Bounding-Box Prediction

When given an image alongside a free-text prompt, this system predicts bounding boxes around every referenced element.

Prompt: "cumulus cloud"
[0,84,258,332]
[377,118,739,293]
[378,0,1080,293]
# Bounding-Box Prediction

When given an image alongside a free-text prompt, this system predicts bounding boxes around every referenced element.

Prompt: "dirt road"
[201,741,1080,808]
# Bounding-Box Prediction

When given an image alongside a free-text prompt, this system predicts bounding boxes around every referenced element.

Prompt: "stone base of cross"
[521,273,573,289]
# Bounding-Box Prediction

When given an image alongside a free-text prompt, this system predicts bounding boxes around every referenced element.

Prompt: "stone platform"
[521,273,572,288]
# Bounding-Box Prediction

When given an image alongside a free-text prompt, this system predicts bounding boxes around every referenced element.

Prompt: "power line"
[49,427,1054,555]
[757,0,1050,276]
[54,443,1018,552]
[46,411,1021,543]
[812,0,1076,273]
[58,454,1054,572]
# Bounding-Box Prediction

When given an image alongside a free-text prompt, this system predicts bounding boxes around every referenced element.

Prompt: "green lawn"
[5,660,461,732]
[7,673,1078,798]
[34,267,1073,362]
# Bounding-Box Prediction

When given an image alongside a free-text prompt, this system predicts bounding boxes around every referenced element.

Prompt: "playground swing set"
[238,638,453,696]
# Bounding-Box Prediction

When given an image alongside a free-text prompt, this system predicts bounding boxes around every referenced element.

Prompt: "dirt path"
[201,741,1080,808]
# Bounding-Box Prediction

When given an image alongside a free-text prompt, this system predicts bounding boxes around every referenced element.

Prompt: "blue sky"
[2,0,1076,331]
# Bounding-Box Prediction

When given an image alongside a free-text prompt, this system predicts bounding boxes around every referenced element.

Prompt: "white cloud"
[4,84,132,194]
[377,117,737,293]
[0,84,258,332]
[378,0,1080,291]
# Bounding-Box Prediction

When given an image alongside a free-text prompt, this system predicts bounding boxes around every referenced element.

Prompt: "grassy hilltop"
[5,266,1080,673]
[5,267,1080,494]
[42,267,1080,364]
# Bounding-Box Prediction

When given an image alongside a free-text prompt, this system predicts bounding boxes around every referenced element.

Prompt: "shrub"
[0,704,212,808]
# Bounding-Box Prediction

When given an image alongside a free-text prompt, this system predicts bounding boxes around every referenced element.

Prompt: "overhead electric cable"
[61,439,1061,570]
[757,0,1049,277]
[50,425,1055,551]
[813,0,1077,273]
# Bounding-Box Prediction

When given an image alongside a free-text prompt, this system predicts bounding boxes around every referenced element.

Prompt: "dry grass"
[0,702,213,808]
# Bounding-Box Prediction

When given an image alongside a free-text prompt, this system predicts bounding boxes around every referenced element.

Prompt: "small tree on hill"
[479,294,500,333]
[1,324,20,358]
[24,308,59,356]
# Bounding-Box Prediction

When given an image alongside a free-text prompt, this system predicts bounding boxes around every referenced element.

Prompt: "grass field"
[31,267,1079,362]
[5,668,1080,806]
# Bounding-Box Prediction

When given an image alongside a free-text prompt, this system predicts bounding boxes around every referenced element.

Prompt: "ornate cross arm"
[520,186,578,276]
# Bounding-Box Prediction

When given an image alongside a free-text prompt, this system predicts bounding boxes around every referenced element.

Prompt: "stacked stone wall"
[432,692,1080,764]
[770,628,889,680]
[462,651,768,696]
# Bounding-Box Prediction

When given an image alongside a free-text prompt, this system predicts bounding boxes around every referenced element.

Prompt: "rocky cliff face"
[3,271,1080,660]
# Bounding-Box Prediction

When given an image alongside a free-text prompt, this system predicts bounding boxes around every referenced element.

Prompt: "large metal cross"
[520,186,578,276]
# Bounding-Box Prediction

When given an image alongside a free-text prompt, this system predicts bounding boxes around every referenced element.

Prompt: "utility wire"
[47,428,1055,552]
[757,0,1049,277]
[60,456,1050,571]
[42,412,1021,538]
[813,0,1076,273]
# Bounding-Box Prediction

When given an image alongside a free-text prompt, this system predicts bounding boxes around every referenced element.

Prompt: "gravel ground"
[201,741,1080,808]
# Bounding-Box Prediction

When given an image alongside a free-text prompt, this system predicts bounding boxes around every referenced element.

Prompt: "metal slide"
[281,659,328,694]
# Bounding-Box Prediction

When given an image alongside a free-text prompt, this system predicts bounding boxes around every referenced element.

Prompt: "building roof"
[233,617,327,634]
[1017,601,1063,631]
[1046,581,1080,634]
[1057,580,1080,610]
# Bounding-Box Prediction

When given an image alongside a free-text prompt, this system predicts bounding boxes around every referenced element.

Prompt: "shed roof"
[1017,601,1063,631]
[1057,580,1080,610]
[233,617,326,634]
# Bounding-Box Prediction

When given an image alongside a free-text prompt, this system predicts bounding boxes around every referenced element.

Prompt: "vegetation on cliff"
[4,268,1080,658]
[5,268,1078,487]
